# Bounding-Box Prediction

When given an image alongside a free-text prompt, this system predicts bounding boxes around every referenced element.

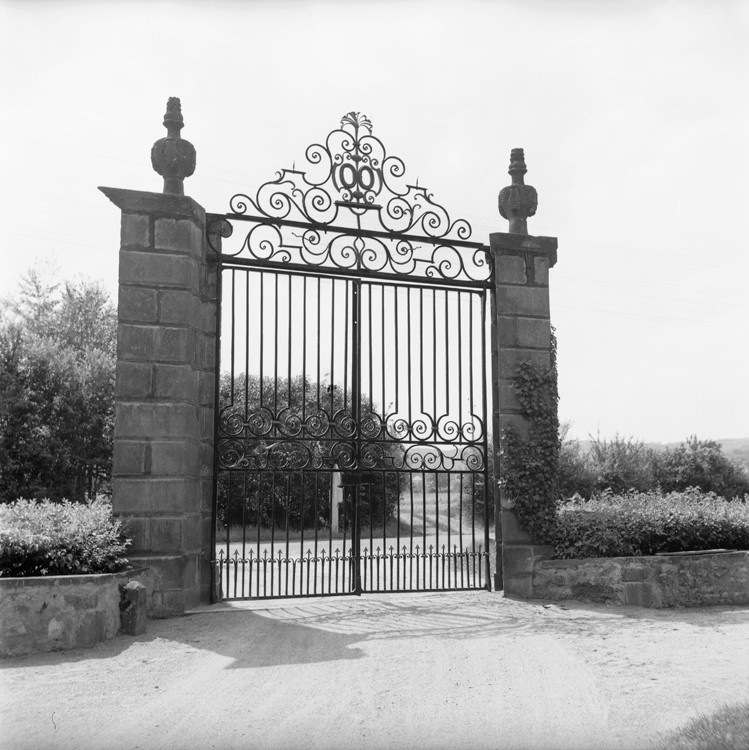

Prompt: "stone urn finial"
[498,148,538,235]
[150,97,196,196]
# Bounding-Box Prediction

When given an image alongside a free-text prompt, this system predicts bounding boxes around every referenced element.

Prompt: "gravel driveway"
[2,591,748,750]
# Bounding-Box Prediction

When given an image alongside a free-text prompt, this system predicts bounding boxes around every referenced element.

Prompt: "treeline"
[0,266,115,503]
[558,431,749,500]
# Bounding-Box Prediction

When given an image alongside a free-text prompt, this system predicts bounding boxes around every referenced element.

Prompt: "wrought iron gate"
[208,113,494,600]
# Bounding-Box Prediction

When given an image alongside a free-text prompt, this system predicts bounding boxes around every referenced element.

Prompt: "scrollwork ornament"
[215,112,493,285]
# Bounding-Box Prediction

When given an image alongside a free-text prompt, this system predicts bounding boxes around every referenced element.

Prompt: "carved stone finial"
[150,97,196,196]
[498,148,537,234]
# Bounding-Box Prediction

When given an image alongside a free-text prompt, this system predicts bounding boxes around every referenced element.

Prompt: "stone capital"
[99,187,205,225]
[489,232,558,268]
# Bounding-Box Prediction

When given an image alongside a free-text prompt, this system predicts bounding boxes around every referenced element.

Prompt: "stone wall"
[532,551,749,607]
[490,232,557,595]
[0,569,154,658]
[100,188,217,617]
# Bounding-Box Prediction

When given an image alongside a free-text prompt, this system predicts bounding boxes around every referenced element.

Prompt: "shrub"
[587,435,657,495]
[550,489,749,559]
[0,498,131,577]
[557,438,597,500]
[655,436,749,500]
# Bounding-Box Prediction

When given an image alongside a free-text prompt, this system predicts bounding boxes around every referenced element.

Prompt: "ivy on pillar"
[100,98,216,616]
[491,149,558,597]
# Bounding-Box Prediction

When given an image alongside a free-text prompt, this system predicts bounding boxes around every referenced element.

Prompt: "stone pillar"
[492,149,558,597]
[98,99,215,616]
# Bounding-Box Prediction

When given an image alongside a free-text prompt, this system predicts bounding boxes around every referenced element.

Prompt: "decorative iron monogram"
[207,112,492,285]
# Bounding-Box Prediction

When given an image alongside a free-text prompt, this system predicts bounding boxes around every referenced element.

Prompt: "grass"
[661,702,749,750]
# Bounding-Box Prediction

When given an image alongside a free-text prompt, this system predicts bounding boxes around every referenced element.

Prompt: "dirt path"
[2,592,748,750]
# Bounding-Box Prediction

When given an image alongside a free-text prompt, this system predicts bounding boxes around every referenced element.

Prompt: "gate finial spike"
[498,148,538,234]
[151,97,196,196]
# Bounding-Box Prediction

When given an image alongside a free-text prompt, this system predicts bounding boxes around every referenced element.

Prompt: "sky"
[1,0,747,444]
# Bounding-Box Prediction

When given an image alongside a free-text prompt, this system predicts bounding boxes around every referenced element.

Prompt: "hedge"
[0,498,131,577]
[551,489,749,559]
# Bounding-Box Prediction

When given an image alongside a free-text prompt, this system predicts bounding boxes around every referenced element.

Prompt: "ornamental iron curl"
[207,112,492,285]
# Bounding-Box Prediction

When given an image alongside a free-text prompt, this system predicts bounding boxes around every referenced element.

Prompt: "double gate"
[208,113,495,600]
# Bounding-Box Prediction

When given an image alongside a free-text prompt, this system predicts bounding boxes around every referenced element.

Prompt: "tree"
[655,437,749,499]
[0,265,115,503]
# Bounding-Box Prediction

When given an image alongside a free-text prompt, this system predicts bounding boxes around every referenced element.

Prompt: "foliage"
[660,701,749,750]
[217,372,404,530]
[557,431,749,501]
[656,436,749,500]
[550,489,749,559]
[0,264,115,503]
[499,330,559,542]
[0,497,131,577]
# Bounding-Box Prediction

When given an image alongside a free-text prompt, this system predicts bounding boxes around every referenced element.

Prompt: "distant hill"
[574,437,749,474]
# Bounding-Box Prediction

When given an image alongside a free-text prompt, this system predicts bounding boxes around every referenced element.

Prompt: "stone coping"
[532,550,749,608]
[1,568,153,657]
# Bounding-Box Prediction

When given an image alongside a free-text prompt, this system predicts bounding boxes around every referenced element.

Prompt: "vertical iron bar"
[210,262,223,603]
[274,274,279,421]
[481,290,492,590]
[351,278,362,595]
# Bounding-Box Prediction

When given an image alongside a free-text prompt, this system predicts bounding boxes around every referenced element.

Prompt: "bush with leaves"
[655,436,749,500]
[550,489,749,559]
[0,498,131,577]
[0,265,115,503]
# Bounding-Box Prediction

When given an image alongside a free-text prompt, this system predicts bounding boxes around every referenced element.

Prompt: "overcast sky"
[1,0,747,443]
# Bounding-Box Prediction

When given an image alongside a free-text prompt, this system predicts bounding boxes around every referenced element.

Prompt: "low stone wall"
[532,551,749,608]
[0,568,153,657]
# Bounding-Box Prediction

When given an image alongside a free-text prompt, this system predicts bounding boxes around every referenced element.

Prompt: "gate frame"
[206,108,497,600]
[102,99,558,616]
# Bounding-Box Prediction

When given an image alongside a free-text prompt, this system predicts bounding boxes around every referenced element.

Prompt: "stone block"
[118,286,158,323]
[154,218,203,256]
[502,574,535,599]
[200,478,214,512]
[621,565,651,582]
[184,514,203,552]
[199,335,217,370]
[182,552,199,590]
[201,300,217,335]
[150,518,185,553]
[534,257,549,286]
[118,324,155,361]
[120,516,150,553]
[496,316,517,348]
[498,378,521,411]
[160,589,186,617]
[199,442,214,477]
[496,255,527,284]
[119,251,197,290]
[516,318,551,349]
[501,509,532,544]
[503,545,534,576]
[201,408,215,441]
[153,364,198,400]
[121,213,151,249]
[199,370,216,407]
[153,327,195,364]
[158,290,201,326]
[112,440,149,476]
[498,413,529,440]
[149,439,200,477]
[498,349,551,379]
[115,402,199,439]
[116,362,152,399]
[496,285,550,317]
[624,582,662,608]
[119,581,147,636]
[115,477,196,514]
